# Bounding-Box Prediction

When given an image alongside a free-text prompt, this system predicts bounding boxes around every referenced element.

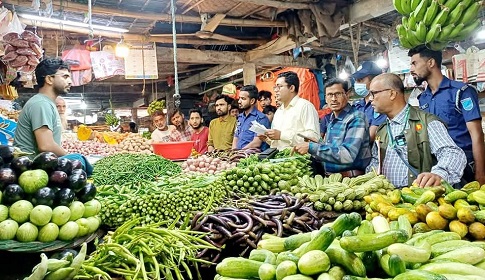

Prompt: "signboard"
[388,45,411,74]
[124,43,159,79]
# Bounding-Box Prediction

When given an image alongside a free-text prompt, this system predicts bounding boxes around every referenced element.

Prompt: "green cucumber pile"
[215,213,485,279]
[394,0,483,50]
[97,174,227,228]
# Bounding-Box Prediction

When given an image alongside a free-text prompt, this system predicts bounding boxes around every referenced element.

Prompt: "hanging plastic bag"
[343,56,356,77]
[5,12,25,36]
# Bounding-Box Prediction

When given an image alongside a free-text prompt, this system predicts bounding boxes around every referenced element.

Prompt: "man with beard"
[151,111,175,142]
[408,45,485,185]
[168,109,192,142]
[232,85,270,150]
[368,73,465,188]
[14,58,72,156]
[189,109,209,154]
[293,78,371,176]
[56,96,68,131]
[207,94,237,152]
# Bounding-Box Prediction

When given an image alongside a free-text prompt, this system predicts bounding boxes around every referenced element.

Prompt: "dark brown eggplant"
[55,158,73,175]
[10,156,32,175]
[0,168,17,190]
[32,152,58,172]
[49,170,68,187]
[70,160,83,171]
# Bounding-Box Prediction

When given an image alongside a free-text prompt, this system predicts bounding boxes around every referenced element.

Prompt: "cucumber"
[431,240,476,257]
[316,273,332,280]
[325,241,366,277]
[276,251,299,265]
[371,216,390,233]
[276,261,298,280]
[216,257,264,278]
[432,247,485,265]
[442,275,485,280]
[419,261,485,276]
[297,250,330,276]
[327,213,361,236]
[388,254,406,276]
[416,231,461,246]
[397,215,413,240]
[387,241,431,263]
[406,230,443,245]
[340,230,408,252]
[328,266,345,280]
[357,220,374,235]
[284,232,312,251]
[258,263,276,280]
[294,227,335,257]
[393,269,447,280]
[378,253,393,277]
[249,249,277,264]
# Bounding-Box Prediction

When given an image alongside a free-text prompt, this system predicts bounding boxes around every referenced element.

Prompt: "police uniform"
[418,76,481,182]
[353,99,386,128]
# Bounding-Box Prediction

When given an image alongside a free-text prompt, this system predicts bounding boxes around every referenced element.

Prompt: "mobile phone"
[297,133,317,143]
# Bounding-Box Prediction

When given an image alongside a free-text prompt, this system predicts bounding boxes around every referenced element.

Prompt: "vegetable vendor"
[189,109,209,154]
[233,85,270,151]
[168,108,193,142]
[261,71,320,149]
[351,61,386,142]
[367,73,466,188]
[207,94,237,152]
[55,96,68,131]
[408,45,485,185]
[151,110,175,142]
[13,58,93,175]
[293,78,371,177]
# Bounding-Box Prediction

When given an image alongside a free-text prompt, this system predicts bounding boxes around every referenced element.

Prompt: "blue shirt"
[418,76,481,160]
[353,98,386,127]
[309,104,372,173]
[235,107,271,150]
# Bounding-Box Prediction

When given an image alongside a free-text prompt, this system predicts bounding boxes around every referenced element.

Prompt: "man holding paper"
[233,85,271,150]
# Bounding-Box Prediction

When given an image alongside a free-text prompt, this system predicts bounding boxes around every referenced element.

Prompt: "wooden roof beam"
[179,64,243,89]
[20,18,267,45]
[5,0,286,28]
[340,0,394,30]
[246,35,317,62]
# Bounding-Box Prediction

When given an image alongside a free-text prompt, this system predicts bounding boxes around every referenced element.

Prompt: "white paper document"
[248,120,268,135]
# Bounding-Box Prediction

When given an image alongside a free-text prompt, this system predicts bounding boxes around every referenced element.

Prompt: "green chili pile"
[97,174,228,228]
[76,219,218,280]
[92,153,182,186]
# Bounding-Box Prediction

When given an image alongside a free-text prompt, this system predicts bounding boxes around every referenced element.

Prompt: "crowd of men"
[13,44,485,189]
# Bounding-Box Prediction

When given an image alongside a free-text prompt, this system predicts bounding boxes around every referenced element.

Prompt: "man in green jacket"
[367,73,466,188]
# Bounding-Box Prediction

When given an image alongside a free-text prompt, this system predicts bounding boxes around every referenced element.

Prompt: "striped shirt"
[368,105,466,186]
[309,104,371,173]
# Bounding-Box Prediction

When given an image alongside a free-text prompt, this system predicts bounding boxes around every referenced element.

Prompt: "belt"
[326,169,365,178]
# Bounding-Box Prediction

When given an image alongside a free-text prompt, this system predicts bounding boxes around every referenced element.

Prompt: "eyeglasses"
[273,84,288,91]
[369,88,392,98]
[326,92,346,99]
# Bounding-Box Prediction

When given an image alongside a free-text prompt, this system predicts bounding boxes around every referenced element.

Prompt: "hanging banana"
[410,0,421,10]
[407,29,422,46]
[408,11,418,30]
[414,0,430,22]
[431,7,450,26]
[446,3,466,25]
[444,0,462,11]
[424,0,440,26]
[427,41,449,51]
[460,1,482,26]
[401,0,413,16]
[425,24,441,43]
[448,23,465,39]
[416,21,427,43]
[393,0,407,15]
[438,23,456,41]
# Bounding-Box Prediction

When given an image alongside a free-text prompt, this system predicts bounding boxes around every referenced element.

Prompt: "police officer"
[408,45,485,185]
[351,61,386,142]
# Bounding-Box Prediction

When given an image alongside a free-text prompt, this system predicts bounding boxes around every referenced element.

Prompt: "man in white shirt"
[151,111,175,142]
[262,71,320,149]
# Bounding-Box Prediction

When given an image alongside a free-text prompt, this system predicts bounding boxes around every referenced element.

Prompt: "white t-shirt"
[151,125,175,142]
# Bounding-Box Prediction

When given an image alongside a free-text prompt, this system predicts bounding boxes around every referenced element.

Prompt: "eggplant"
[49,170,68,187]
[55,158,73,175]
[0,145,31,164]
[50,186,61,194]
[10,156,32,175]
[2,184,25,205]
[32,187,56,207]
[55,188,76,207]
[32,152,58,172]
[77,183,97,203]
[68,169,87,192]
[71,159,83,171]
[0,168,17,190]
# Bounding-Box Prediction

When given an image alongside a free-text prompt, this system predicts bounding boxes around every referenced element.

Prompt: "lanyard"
[386,106,410,148]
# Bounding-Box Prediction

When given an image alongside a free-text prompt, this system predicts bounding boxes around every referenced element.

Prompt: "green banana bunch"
[105,112,120,127]
[395,0,483,49]
[147,99,166,116]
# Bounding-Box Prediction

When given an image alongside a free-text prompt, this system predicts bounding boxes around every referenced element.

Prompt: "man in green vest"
[367,73,466,188]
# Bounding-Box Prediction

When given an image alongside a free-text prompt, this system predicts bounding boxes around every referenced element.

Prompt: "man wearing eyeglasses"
[261,71,320,149]
[408,45,485,186]
[293,78,371,177]
[368,73,466,188]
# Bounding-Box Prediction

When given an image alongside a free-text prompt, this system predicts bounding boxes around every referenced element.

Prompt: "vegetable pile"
[77,219,216,280]
[91,153,181,186]
[114,133,153,154]
[220,156,312,196]
[0,151,101,243]
[215,212,485,279]
[286,172,395,213]
[192,194,330,263]
[97,174,227,228]
[2,30,43,72]
[182,155,237,174]
[365,181,485,240]
[62,139,117,157]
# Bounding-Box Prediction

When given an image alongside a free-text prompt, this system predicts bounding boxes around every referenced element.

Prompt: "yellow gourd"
[77,125,93,141]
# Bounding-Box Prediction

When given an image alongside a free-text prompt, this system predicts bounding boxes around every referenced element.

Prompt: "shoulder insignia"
[461,97,474,111]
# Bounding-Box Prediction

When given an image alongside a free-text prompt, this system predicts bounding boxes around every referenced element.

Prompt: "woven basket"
[0,229,104,253]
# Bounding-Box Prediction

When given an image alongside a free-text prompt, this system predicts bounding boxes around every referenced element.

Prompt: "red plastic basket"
[151,141,195,160]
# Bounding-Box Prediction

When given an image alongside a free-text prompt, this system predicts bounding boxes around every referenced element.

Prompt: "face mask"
[354,83,369,97]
